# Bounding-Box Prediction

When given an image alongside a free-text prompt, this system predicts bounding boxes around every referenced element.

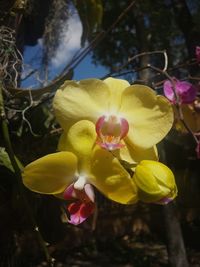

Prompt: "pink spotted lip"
[67,201,95,225]
[63,183,95,225]
[95,115,129,151]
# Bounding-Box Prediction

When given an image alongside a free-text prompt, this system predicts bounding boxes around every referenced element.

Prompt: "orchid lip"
[63,181,95,203]
[67,201,95,225]
[96,139,125,151]
[95,115,129,151]
[63,182,95,225]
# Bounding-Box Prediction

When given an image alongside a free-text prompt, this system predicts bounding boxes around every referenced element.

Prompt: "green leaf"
[0,147,14,172]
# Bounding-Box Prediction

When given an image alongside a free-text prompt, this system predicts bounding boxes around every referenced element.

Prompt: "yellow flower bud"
[133,160,177,204]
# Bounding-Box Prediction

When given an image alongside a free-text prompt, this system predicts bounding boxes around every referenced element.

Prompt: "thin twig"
[5,90,41,136]
[147,64,199,144]
[103,50,168,79]
[60,0,137,75]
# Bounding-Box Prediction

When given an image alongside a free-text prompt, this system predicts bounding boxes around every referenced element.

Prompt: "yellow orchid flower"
[133,160,177,204]
[53,77,173,154]
[22,120,138,225]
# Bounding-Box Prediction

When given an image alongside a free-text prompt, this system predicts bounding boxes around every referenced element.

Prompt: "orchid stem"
[0,82,54,266]
[147,64,199,145]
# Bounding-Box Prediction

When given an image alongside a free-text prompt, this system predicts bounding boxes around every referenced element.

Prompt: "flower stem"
[0,82,54,266]
[147,64,198,145]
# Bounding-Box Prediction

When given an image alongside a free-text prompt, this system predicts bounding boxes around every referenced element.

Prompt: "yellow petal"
[119,85,173,148]
[58,131,70,152]
[140,160,176,189]
[22,152,77,194]
[113,140,158,167]
[53,79,110,131]
[103,77,130,111]
[66,120,96,156]
[134,165,167,202]
[58,121,97,173]
[133,160,177,203]
[90,147,138,204]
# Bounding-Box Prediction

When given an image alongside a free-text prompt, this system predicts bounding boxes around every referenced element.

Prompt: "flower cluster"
[23,78,177,225]
[163,74,200,158]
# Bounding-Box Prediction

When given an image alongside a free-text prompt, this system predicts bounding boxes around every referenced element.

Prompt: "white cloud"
[51,13,83,67]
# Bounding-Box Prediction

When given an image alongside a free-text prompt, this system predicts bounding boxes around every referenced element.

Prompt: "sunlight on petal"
[90,147,138,204]
[120,85,173,148]
[23,152,77,194]
[113,140,158,166]
[67,120,96,156]
[58,121,97,173]
[104,77,130,111]
[53,79,110,131]
[133,160,177,203]
[58,124,96,155]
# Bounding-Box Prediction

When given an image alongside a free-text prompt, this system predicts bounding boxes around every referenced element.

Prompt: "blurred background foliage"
[0,0,200,266]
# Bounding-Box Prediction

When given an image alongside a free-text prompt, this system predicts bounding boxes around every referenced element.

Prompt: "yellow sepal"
[133,160,177,203]
[22,152,77,194]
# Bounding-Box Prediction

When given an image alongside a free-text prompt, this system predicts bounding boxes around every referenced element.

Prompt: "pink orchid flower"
[163,78,197,104]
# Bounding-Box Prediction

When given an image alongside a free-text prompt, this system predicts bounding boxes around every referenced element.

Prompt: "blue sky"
[73,54,108,80]
[21,12,108,89]
[22,47,108,88]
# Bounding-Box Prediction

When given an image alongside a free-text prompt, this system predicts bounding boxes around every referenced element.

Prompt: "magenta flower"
[195,46,200,63]
[63,183,95,225]
[163,79,197,104]
[67,201,95,225]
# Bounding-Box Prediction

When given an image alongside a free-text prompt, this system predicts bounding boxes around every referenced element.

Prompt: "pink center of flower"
[95,115,129,151]
[63,183,95,225]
